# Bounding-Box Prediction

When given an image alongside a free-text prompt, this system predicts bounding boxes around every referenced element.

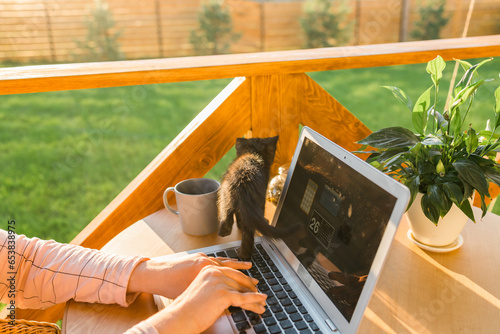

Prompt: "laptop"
[155,126,410,334]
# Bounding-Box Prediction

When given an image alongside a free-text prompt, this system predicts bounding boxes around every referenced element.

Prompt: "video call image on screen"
[275,138,397,321]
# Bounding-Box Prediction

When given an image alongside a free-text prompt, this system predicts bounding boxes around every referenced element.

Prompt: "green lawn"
[1,58,499,243]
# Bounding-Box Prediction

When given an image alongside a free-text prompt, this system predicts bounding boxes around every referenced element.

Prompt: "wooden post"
[354,0,362,45]
[260,2,265,52]
[250,74,302,175]
[44,0,56,62]
[249,73,371,176]
[399,0,411,42]
[155,0,164,58]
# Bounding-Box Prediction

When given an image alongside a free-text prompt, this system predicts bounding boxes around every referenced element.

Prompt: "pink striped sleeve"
[0,230,149,309]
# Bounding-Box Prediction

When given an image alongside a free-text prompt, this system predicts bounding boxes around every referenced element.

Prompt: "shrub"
[300,0,353,48]
[74,0,124,62]
[411,0,449,41]
[190,0,240,55]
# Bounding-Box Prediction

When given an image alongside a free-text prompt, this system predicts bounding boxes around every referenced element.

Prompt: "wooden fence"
[1,0,499,63]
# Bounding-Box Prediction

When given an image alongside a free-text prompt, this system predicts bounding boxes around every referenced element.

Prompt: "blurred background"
[1,0,500,63]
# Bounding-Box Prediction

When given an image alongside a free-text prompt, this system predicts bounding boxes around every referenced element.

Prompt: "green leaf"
[369,160,383,170]
[469,154,496,167]
[477,142,500,156]
[442,182,463,204]
[378,148,408,161]
[383,86,413,112]
[421,193,440,224]
[457,175,474,203]
[426,107,436,134]
[426,55,446,86]
[366,152,381,163]
[418,161,435,175]
[495,86,500,115]
[483,166,500,187]
[457,200,475,223]
[454,80,485,109]
[421,135,444,146]
[465,80,487,100]
[456,59,472,71]
[383,153,406,168]
[358,127,420,149]
[410,142,422,154]
[434,110,449,129]
[478,130,500,141]
[427,148,442,158]
[412,86,433,135]
[427,184,451,213]
[404,176,420,210]
[440,201,453,218]
[466,127,479,155]
[455,58,492,91]
[479,193,488,218]
[486,150,500,160]
[495,86,500,129]
[455,65,476,91]
[449,105,462,135]
[452,159,490,196]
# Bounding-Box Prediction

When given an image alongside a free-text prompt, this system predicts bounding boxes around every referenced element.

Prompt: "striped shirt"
[0,229,158,333]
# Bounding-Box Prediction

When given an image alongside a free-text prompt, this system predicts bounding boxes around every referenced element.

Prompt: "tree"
[411,0,449,40]
[74,0,123,62]
[300,0,353,48]
[190,0,240,55]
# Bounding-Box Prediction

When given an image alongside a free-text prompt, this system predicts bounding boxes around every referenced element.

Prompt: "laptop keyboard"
[206,244,323,334]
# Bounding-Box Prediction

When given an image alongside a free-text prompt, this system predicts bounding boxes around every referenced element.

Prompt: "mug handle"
[163,187,179,215]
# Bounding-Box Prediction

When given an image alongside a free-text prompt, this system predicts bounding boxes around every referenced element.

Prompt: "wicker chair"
[0,318,61,334]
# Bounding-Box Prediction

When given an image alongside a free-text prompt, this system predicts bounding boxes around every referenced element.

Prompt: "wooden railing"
[2,35,500,323]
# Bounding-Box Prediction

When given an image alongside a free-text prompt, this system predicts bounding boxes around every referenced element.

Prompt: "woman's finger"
[228,291,267,313]
[218,272,258,293]
[207,256,253,270]
[240,303,266,314]
[218,267,259,291]
[206,257,222,266]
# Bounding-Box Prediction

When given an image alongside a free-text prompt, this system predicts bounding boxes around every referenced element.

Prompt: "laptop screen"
[275,137,397,322]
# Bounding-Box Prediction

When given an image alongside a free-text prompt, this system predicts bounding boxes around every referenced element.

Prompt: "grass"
[0,80,233,241]
[1,59,499,243]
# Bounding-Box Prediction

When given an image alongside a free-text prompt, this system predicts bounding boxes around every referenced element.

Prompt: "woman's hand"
[128,253,253,299]
[145,265,267,334]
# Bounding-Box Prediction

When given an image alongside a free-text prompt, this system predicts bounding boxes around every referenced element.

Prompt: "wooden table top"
[63,204,500,333]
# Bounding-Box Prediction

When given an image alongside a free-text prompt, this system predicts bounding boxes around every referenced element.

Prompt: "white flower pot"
[407,192,469,247]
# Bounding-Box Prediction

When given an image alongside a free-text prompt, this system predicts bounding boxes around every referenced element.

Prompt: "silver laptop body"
[155,126,410,334]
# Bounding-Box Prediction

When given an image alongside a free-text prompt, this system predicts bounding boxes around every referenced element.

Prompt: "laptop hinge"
[325,319,338,332]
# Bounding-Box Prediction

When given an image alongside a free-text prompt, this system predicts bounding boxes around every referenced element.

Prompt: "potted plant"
[357,55,500,248]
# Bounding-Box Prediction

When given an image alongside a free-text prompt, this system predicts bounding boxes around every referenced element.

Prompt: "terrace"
[1,35,500,331]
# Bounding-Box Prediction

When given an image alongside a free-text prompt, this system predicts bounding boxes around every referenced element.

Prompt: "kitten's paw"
[238,247,252,260]
[218,224,232,237]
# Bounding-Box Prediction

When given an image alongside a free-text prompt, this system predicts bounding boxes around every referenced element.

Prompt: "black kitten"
[218,135,289,259]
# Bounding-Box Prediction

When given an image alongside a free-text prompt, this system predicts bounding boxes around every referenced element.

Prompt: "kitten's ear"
[264,135,279,158]
[265,135,279,148]
[235,137,246,155]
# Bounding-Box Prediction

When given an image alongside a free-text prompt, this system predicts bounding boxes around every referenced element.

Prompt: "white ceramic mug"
[163,178,220,236]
